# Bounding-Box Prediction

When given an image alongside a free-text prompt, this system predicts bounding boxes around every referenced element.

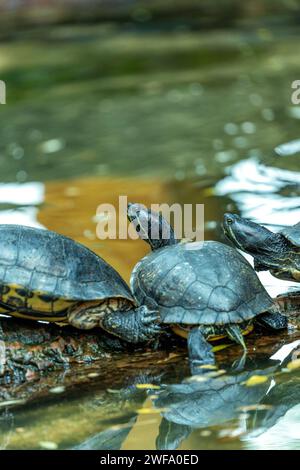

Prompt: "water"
[0,21,299,450]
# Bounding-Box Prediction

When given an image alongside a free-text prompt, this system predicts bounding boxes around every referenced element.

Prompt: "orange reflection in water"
[38,176,173,283]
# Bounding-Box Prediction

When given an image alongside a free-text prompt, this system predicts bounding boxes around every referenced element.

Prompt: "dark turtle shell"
[281,222,300,247]
[0,224,134,318]
[131,240,275,325]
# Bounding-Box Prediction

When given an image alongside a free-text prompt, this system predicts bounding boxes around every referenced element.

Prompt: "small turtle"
[0,224,159,345]
[223,213,300,282]
[127,203,287,373]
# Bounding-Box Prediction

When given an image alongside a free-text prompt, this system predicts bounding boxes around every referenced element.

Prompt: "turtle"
[223,213,300,316]
[223,213,300,282]
[0,224,160,350]
[127,203,287,374]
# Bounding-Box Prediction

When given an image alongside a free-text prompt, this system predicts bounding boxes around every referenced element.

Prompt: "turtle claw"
[145,314,160,324]
[100,305,161,344]
[140,306,160,324]
[138,309,161,341]
[136,326,161,343]
[153,323,162,331]
[147,322,162,336]
[139,306,161,340]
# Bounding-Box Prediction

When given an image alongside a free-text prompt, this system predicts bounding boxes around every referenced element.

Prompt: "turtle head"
[127,203,178,251]
[223,213,288,273]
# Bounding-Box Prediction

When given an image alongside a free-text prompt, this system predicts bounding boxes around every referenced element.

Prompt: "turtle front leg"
[100,305,161,344]
[68,303,161,343]
[187,327,215,375]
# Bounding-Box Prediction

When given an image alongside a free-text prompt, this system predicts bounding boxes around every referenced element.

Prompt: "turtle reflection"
[152,366,276,450]
[68,358,300,450]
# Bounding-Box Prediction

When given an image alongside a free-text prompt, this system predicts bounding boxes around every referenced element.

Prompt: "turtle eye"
[226,218,233,225]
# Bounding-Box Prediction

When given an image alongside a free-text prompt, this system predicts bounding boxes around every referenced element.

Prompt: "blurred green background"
[0,0,299,183]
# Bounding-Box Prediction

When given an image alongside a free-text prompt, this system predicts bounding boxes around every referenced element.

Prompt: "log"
[1,311,299,402]
[0,317,127,386]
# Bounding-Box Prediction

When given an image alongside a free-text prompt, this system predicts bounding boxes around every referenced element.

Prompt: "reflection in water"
[270,340,300,363]
[244,382,300,450]
[153,368,275,450]
[75,417,138,451]
[245,404,300,450]
[39,176,173,282]
[0,207,44,228]
[0,182,45,228]
[216,157,300,196]
[0,182,44,206]
[275,139,300,157]
[73,351,300,450]
[215,158,300,226]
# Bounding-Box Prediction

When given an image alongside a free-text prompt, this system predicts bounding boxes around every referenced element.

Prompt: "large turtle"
[223,214,300,282]
[0,224,160,347]
[127,203,287,373]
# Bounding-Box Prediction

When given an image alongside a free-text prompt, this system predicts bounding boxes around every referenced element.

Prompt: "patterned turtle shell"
[131,240,275,325]
[0,224,134,322]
